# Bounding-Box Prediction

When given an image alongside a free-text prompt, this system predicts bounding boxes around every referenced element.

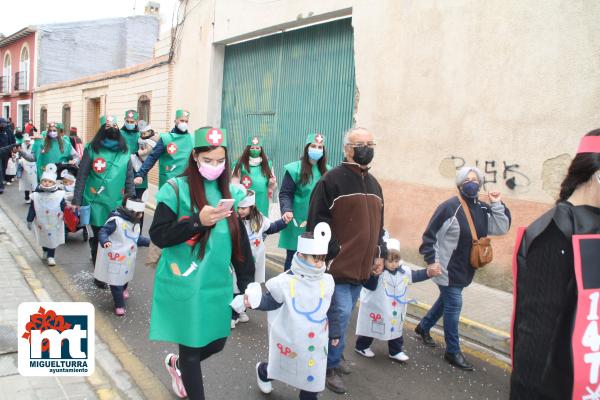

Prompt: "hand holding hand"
[427,262,442,277]
[133,177,143,185]
[372,258,384,275]
[330,338,340,347]
[199,205,232,226]
[282,212,294,223]
[103,242,112,249]
[243,294,251,309]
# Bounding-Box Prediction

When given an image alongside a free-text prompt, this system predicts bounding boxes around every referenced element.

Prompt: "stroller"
[56,163,88,241]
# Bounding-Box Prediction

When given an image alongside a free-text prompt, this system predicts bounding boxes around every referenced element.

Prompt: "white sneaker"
[25,199,31,204]
[238,311,249,323]
[5,181,11,186]
[389,351,409,362]
[255,362,273,394]
[164,354,187,398]
[47,257,56,266]
[231,319,237,329]
[354,347,375,358]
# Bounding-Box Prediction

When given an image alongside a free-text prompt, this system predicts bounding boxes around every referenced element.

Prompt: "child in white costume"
[26,164,66,267]
[242,223,334,400]
[19,134,37,203]
[354,238,441,362]
[231,188,288,327]
[94,196,150,316]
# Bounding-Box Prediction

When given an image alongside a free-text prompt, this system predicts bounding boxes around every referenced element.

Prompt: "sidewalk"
[264,234,513,359]
[0,205,144,400]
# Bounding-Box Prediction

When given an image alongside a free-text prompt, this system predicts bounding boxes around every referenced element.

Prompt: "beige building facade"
[166,0,600,289]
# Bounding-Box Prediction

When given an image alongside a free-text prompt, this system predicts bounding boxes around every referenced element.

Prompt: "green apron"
[278,161,329,250]
[149,177,243,347]
[240,159,272,216]
[32,137,74,179]
[121,128,148,190]
[158,132,193,188]
[82,145,130,227]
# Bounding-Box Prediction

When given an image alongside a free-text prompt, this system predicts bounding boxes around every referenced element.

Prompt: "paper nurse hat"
[238,189,256,208]
[41,163,58,182]
[126,198,146,213]
[297,222,331,255]
[306,133,325,145]
[100,115,118,126]
[55,123,64,130]
[175,109,190,119]
[247,136,262,147]
[194,127,228,148]
[60,169,76,182]
[125,110,139,120]
[385,238,401,252]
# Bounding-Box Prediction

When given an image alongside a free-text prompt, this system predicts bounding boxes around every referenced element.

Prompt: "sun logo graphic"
[18,302,95,376]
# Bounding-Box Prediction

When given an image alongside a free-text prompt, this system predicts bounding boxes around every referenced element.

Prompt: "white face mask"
[177,122,188,132]
[65,184,75,192]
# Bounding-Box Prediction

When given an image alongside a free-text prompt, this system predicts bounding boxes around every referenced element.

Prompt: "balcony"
[14,71,27,92]
[0,76,8,94]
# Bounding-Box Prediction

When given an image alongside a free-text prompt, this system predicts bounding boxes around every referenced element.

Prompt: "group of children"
[18,152,438,398]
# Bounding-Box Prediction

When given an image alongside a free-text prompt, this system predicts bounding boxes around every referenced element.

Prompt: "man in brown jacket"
[307,127,387,394]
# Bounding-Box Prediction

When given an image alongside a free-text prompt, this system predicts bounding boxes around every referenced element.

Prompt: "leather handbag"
[458,196,493,269]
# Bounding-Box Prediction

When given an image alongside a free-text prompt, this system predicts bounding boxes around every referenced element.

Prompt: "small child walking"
[26,164,66,266]
[354,238,441,362]
[18,134,37,203]
[94,196,150,316]
[242,222,334,400]
[231,188,288,327]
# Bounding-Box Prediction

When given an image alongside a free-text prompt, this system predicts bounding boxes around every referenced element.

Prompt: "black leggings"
[179,338,227,400]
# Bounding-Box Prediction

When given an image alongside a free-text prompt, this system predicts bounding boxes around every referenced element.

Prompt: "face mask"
[47,130,58,139]
[198,161,226,181]
[177,122,188,132]
[461,181,480,198]
[64,184,75,192]
[353,146,374,165]
[308,148,323,161]
[249,149,262,158]
[125,123,136,130]
[105,128,120,140]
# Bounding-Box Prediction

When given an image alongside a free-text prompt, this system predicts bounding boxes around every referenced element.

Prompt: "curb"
[265,253,511,361]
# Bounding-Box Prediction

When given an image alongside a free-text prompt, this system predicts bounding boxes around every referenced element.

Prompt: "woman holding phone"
[148,126,255,400]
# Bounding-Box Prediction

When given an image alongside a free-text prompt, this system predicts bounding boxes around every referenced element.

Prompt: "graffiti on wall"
[439,155,531,190]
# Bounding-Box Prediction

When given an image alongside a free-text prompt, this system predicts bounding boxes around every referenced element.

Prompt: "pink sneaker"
[115,307,126,316]
[165,353,187,398]
[123,288,130,299]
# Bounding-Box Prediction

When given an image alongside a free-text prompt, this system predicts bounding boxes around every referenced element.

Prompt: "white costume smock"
[264,270,334,392]
[31,190,65,249]
[94,215,141,286]
[356,268,413,341]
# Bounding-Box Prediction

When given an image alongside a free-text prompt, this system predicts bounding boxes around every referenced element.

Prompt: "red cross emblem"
[206,128,223,146]
[251,137,259,145]
[315,134,324,144]
[93,158,107,173]
[241,175,253,189]
[128,111,134,118]
[253,238,261,247]
[166,143,178,155]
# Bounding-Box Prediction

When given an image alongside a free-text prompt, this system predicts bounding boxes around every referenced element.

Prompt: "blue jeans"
[327,283,362,369]
[419,285,464,354]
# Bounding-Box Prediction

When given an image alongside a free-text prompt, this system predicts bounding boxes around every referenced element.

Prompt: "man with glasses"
[306,127,387,394]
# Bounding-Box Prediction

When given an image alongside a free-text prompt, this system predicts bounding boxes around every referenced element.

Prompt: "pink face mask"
[198,161,225,181]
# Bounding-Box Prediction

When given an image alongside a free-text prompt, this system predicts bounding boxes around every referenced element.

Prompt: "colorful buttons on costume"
[308,345,315,352]
[391,319,397,325]
[308,359,315,367]
[307,375,314,382]
[393,311,398,316]
[308,332,315,339]
[392,301,397,306]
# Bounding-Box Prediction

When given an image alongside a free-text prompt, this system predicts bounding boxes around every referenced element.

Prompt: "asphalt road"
[0,183,510,400]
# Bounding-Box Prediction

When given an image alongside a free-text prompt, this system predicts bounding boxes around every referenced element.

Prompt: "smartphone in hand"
[216,198,235,211]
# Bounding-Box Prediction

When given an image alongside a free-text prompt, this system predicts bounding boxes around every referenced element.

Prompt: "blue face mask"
[461,181,480,198]
[125,123,136,131]
[308,148,323,161]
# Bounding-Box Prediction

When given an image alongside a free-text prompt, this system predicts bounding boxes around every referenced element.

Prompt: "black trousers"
[356,335,404,355]
[179,338,227,400]
[257,362,318,399]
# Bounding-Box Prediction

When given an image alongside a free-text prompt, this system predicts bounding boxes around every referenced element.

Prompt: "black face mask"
[353,146,374,165]
[105,128,120,140]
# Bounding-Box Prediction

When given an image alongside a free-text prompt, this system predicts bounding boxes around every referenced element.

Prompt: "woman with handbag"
[414,166,511,370]
[71,115,135,285]
[148,127,254,400]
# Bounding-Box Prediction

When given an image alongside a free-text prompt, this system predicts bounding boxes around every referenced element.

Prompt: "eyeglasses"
[345,142,376,149]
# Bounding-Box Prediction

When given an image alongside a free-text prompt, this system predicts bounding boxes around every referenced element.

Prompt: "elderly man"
[306,127,387,394]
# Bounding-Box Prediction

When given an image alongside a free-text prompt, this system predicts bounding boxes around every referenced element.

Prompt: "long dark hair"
[558,129,600,203]
[245,204,264,233]
[184,146,244,262]
[299,143,328,186]
[43,130,65,154]
[233,146,273,179]
[90,125,128,153]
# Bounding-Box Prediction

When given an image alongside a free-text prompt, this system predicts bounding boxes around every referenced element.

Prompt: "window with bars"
[138,95,151,123]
